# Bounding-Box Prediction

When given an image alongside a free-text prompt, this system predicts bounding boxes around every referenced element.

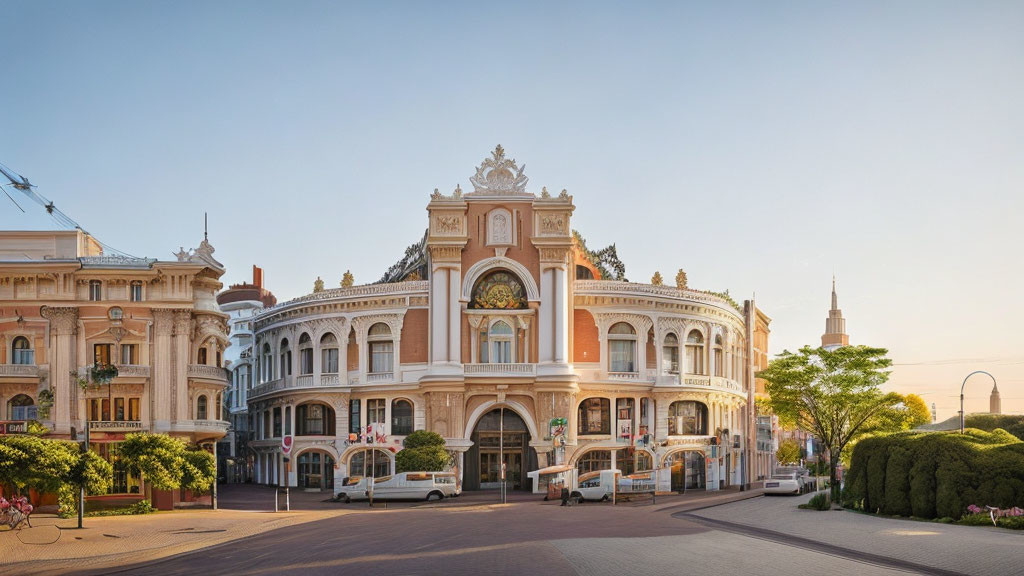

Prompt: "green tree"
[0,435,112,516]
[396,430,448,473]
[776,439,801,465]
[758,345,901,502]
[118,433,215,499]
[901,393,931,429]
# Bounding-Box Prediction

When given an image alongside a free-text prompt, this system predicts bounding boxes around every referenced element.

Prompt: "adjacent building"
[246,146,771,494]
[216,265,277,483]
[0,229,230,507]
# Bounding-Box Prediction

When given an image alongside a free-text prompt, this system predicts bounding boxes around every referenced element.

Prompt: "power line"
[0,160,140,259]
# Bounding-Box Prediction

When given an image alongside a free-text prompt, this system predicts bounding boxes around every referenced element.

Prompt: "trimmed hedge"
[964,415,1024,441]
[842,428,1024,520]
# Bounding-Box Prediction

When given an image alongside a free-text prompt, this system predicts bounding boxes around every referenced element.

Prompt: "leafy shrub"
[130,499,155,514]
[964,415,1024,441]
[799,492,831,511]
[842,429,1024,520]
[396,431,448,473]
[85,499,156,517]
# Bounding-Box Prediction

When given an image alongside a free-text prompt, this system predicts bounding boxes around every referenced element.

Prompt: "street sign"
[282,435,293,455]
[0,421,28,435]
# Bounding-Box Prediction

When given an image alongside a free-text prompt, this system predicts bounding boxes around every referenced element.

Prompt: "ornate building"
[248,147,770,493]
[990,382,1001,415]
[216,265,277,483]
[0,229,230,507]
[821,277,849,350]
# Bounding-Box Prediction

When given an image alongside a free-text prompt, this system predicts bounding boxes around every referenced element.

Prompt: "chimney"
[253,265,264,289]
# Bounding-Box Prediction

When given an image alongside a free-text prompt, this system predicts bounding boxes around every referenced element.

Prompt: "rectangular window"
[128,398,141,421]
[663,346,679,374]
[609,341,635,372]
[479,330,488,363]
[367,399,386,425]
[714,349,724,377]
[12,347,34,365]
[349,399,361,434]
[130,282,143,302]
[616,398,634,439]
[115,398,125,421]
[94,343,113,366]
[578,398,610,435]
[273,407,282,437]
[120,344,138,365]
[300,349,313,375]
[285,406,292,435]
[89,281,102,301]
[370,342,393,373]
[322,349,339,373]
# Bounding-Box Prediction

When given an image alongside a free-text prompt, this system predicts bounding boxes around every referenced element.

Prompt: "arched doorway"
[297,450,335,491]
[664,450,706,492]
[465,408,536,491]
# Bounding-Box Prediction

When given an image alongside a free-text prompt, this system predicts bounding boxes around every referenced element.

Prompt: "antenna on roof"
[204,212,208,241]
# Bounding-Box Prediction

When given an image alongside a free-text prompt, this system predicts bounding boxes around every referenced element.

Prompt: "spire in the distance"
[822,276,850,350]
[990,381,1002,414]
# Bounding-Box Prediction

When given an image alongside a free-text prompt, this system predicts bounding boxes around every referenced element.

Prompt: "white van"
[336,471,460,502]
[571,469,621,502]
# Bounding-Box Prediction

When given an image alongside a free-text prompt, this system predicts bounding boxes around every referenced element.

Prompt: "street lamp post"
[960,371,996,434]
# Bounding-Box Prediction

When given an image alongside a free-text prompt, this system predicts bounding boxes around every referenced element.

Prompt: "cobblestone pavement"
[687,492,1024,576]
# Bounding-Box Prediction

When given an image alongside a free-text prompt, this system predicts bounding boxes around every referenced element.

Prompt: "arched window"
[320,333,339,374]
[296,403,336,436]
[686,330,705,375]
[668,401,708,435]
[713,335,724,377]
[576,265,594,280]
[391,399,413,435]
[299,333,313,375]
[12,336,33,365]
[261,342,273,382]
[662,333,679,374]
[349,448,391,478]
[89,280,102,301]
[578,397,611,435]
[7,394,36,420]
[608,322,636,373]
[368,323,393,375]
[280,338,292,377]
[469,270,528,310]
[481,320,514,363]
[198,347,208,365]
[197,395,208,420]
[576,450,612,474]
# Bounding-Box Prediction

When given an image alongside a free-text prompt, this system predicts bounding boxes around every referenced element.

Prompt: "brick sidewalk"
[0,508,348,576]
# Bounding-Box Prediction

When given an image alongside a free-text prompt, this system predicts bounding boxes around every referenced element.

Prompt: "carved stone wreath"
[467,145,531,196]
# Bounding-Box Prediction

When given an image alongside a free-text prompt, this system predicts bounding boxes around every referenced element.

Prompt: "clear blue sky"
[3,1,1023,418]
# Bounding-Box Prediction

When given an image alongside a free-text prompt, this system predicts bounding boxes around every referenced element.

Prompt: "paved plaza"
[3,487,1021,576]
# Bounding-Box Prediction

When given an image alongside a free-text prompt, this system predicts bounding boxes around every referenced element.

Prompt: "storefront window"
[668,401,708,435]
[577,398,610,435]
[349,449,390,478]
[576,450,612,474]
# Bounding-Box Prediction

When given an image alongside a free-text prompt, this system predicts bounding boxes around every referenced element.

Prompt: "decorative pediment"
[467,145,532,197]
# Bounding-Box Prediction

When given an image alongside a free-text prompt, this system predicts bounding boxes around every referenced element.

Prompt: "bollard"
[274,489,279,513]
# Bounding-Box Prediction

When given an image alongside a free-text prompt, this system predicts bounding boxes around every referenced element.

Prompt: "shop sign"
[0,421,27,435]
[88,421,144,432]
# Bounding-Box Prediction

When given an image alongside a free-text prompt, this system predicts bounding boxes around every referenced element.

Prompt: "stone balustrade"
[464,363,536,376]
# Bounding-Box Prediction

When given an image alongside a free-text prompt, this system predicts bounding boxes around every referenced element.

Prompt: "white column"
[448,269,461,364]
[553,266,568,364]
[430,268,448,364]
[538,269,554,363]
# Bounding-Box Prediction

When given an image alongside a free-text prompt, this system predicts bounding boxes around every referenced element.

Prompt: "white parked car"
[764,472,802,495]
[336,471,460,502]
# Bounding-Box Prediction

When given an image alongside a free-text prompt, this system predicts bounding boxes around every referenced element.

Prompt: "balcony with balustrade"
[187,364,229,384]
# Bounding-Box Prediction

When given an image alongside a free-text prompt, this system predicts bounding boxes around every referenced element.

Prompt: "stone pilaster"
[41,306,78,435]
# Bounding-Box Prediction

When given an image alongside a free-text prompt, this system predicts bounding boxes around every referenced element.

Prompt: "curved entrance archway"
[296,449,335,491]
[663,449,706,491]
[465,408,537,491]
